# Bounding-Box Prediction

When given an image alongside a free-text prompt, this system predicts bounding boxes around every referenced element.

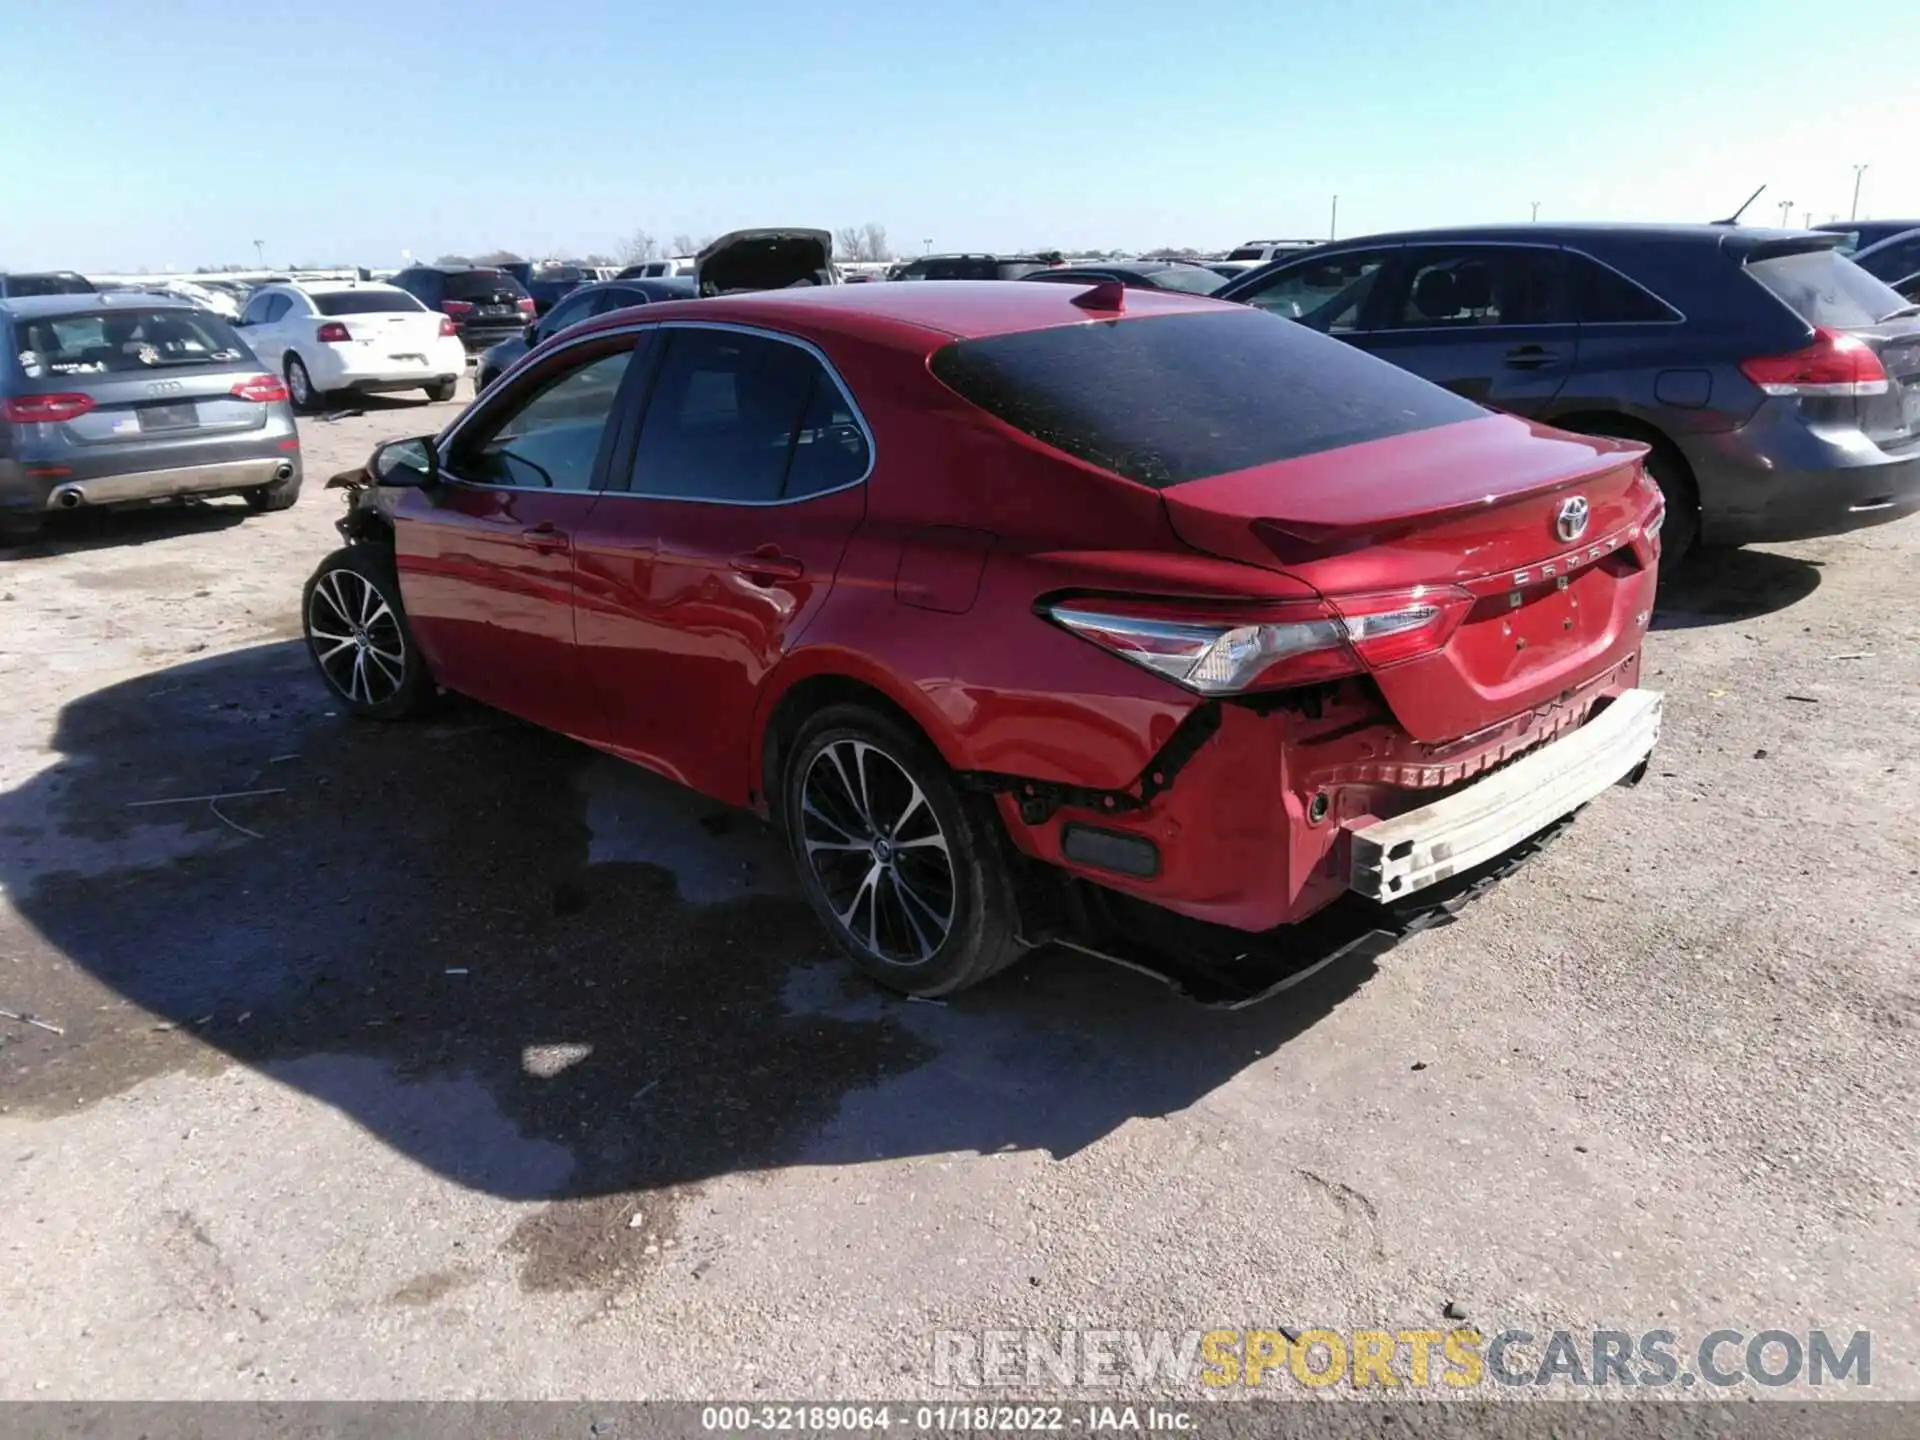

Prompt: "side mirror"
[370,436,438,489]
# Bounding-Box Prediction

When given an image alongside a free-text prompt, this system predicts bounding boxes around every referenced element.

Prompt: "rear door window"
[625,328,865,502]
[14,309,248,377]
[1746,248,1907,328]
[1233,251,1391,333]
[929,309,1482,488]
[1389,246,1570,328]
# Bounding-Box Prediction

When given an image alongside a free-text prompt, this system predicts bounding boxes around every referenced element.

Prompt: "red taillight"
[315,321,353,344]
[1740,326,1890,397]
[438,316,458,338]
[516,297,536,317]
[2,392,95,424]
[1045,586,1472,695]
[442,300,474,318]
[230,374,290,403]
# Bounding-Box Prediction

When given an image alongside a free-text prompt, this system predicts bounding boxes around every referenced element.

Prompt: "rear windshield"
[1144,266,1226,295]
[445,270,528,300]
[315,290,426,315]
[1746,248,1907,328]
[6,273,96,297]
[929,309,1483,488]
[1225,247,1266,261]
[12,308,248,377]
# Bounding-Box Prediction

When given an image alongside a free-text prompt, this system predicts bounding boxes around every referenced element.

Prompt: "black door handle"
[1504,345,1559,370]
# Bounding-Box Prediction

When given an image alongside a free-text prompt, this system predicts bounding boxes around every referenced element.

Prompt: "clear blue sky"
[3,0,1914,272]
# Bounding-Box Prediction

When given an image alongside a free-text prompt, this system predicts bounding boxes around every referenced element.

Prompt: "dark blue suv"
[1217,225,1920,563]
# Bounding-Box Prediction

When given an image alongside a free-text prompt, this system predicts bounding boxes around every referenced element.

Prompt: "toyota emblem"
[1556,495,1590,543]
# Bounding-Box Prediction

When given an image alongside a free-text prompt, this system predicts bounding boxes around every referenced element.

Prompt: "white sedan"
[233,281,466,411]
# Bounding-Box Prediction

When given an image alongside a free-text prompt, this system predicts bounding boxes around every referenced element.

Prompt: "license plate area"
[137,402,198,431]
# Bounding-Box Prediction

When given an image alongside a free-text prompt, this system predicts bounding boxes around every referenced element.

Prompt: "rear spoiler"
[1740,233,1844,264]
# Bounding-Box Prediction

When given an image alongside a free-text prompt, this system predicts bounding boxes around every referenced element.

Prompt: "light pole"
[1777,199,1794,227]
[1803,210,1812,229]
[1530,201,1540,222]
[1850,164,1868,221]
[252,239,264,268]
[1329,194,1339,241]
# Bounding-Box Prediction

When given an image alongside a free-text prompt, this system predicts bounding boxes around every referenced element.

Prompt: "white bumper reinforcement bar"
[1347,688,1663,902]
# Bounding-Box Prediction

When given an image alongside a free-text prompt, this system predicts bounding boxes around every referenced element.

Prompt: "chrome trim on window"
[436,317,877,504]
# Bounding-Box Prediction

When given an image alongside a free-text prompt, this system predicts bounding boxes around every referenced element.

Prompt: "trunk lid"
[45,367,271,444]
[331,309,448,361]
[1162,414,1661,741]
[443,270,530,323]
[695,228,835,296]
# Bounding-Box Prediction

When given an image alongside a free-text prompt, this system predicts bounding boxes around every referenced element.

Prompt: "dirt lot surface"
[0,383,1915,1404]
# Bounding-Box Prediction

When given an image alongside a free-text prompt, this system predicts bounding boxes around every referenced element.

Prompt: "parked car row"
[1212,223,1920,564]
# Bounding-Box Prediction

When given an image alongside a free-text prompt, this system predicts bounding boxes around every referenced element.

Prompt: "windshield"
[1747,248,1908,328]
[1225,247,1266,261]
[13,308,248,376]
[930,309,1482,488]
[314,290,426,315]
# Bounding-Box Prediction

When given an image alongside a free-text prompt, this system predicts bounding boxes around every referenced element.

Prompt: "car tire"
[245,473,302,513]
[284,354,324,414]
[0,512,45,547]
[424,378,457,403]
[781,703,1025,997]
[301,545,434,720]
[473,367,495,394]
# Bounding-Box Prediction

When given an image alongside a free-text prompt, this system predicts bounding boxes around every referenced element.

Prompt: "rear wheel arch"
[1547,408,1701,557]
[756,666,960,821]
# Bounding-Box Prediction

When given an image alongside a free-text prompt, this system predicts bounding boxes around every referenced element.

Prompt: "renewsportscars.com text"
[932,1327,1872,1390]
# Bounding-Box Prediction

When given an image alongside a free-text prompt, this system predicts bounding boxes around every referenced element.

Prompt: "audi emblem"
[1556,495,1591,543]
[146,380,184,396]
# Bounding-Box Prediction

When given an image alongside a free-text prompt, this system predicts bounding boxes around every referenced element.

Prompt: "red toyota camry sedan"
[303,281,1665,997]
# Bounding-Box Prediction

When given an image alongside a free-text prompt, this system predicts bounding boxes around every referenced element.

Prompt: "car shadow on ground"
[312,392,445,422]
[1651,546,1822,630]
[0,641,1376,1223]
[0,496,252,559]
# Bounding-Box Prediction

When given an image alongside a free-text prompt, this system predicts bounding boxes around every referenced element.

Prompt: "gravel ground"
[0,383,1914,1405]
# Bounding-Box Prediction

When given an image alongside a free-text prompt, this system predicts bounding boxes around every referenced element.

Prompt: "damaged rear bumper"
[1347,688,1661,902]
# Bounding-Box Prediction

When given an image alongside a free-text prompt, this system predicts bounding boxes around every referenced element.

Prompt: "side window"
[627,329,862,503]
[454,346,636,491]
[539,290,598,339]
[260,294,294,324]
[1390,246,1569,328]
[1237,251,1390,333]
[240,291,277,326]
[785,374,871,498]
[1861,237,1920,285]
[1568,253,1678,323]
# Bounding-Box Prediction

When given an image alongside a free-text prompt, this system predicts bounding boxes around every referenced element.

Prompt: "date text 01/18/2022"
[699,1404,1194,1432]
